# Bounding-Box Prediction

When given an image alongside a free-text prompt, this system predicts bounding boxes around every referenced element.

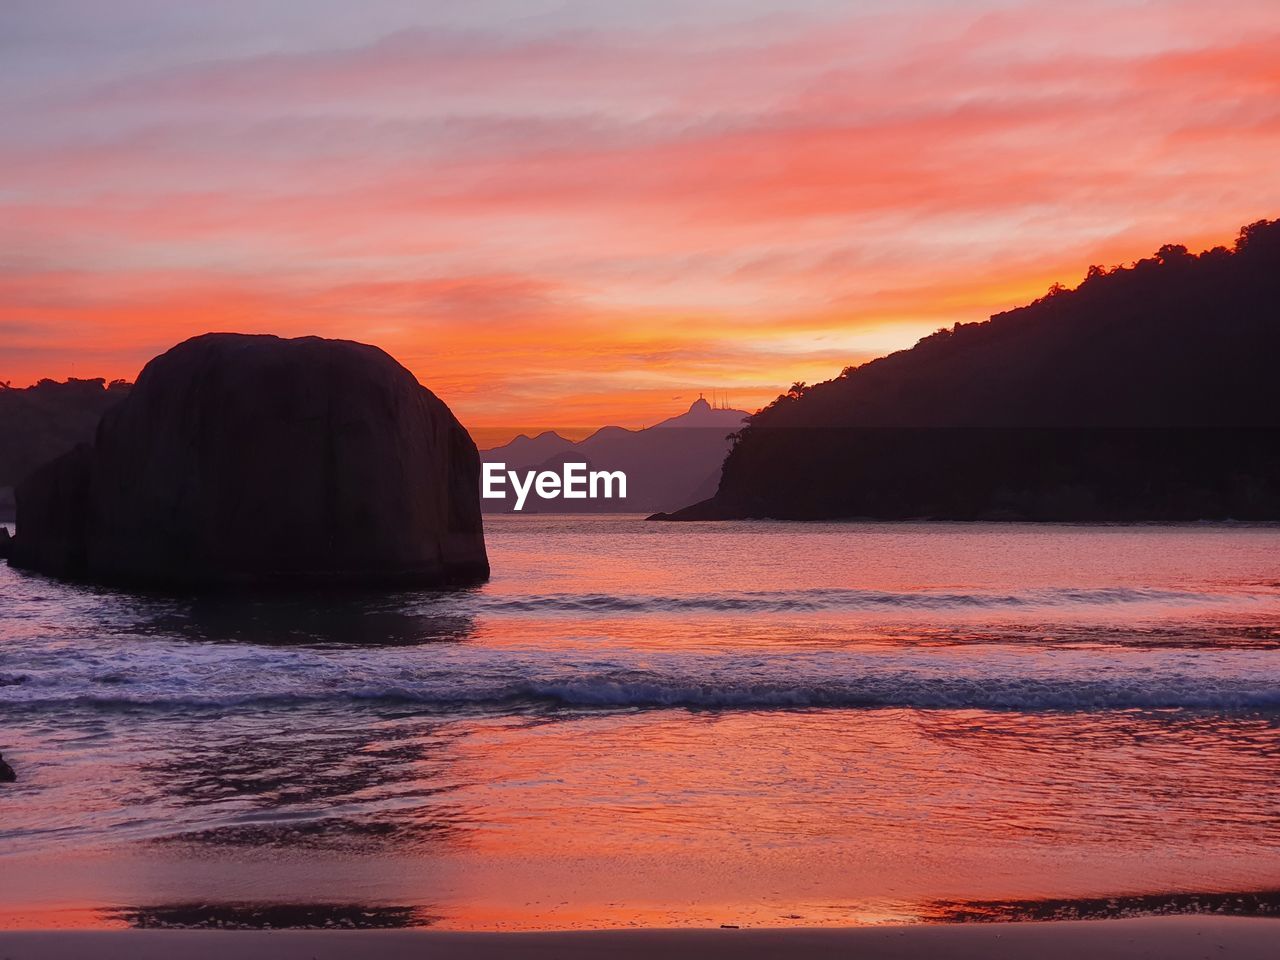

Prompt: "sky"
[2,0,1278,440]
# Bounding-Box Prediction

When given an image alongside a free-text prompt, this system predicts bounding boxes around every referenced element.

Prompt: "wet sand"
[0,917,1276,960]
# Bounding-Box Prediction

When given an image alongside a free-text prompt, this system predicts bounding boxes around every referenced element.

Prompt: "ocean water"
[2,517,1279,929]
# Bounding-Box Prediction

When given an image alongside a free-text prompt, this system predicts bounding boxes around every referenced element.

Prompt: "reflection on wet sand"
[107,902,438,929]
[102,889,1280,930]
[137,710,475,850]
[919,889,1280,922]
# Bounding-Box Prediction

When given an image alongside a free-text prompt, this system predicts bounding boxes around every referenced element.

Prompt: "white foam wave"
[4,646,1277,713]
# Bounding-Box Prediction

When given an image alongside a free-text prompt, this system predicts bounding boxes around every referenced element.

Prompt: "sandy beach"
[1,917,1276,959]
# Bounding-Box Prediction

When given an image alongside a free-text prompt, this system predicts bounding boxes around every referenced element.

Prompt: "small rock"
[0,753,16,783]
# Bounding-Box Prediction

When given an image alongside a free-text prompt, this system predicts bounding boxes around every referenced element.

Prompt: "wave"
[471,586,1264,615]
[6,663,1278,713]
[513,674,1280,711]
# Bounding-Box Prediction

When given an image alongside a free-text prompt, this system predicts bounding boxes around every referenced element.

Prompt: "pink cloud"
[2,0,1278,431]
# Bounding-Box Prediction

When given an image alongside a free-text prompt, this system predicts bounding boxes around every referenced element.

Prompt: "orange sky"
[2,0,1279,441]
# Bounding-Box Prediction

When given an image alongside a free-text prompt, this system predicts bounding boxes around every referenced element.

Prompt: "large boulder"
[9,333,489,588]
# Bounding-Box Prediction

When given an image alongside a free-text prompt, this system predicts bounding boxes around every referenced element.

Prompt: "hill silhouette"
[483,397,748,513]
[656,219,1280,521]
[0,378,132,519]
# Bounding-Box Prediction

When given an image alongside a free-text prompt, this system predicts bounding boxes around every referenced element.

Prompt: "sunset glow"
[3,0,1279,438]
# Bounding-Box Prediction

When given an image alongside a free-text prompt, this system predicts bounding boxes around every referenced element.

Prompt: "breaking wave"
[470,586,1257,615]
[5,647,1277,714]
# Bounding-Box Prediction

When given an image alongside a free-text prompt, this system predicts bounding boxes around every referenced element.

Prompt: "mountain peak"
[653,396,749,429]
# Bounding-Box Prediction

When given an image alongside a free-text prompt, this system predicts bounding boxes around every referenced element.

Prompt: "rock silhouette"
[0,753,14,783]
[10,333,489,588]
[657,219,1280,521]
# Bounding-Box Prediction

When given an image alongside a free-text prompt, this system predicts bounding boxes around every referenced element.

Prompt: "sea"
[2,516,1279,929]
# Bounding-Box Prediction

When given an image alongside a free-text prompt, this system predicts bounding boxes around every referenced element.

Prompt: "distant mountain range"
[482,397,748,513]
[0,376,746,522]
[657,218,1280,521]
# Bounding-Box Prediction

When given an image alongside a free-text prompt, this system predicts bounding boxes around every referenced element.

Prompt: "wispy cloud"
[2,0,1277,432]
